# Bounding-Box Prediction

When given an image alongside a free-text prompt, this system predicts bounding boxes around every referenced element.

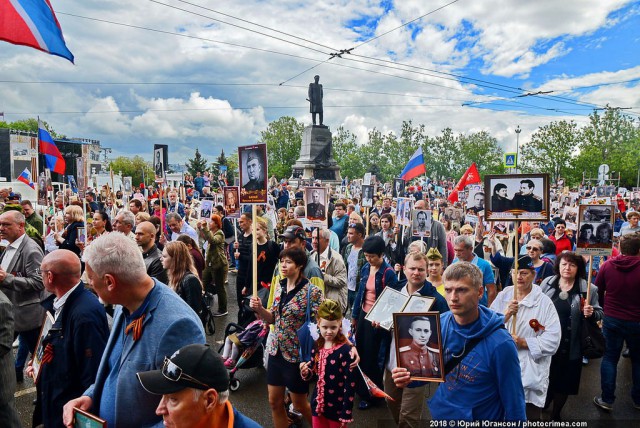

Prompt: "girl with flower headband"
[300,299,356,427]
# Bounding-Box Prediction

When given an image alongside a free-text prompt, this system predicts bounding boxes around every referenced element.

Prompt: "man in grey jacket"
[0,210,45,380]
[311,228,348,313]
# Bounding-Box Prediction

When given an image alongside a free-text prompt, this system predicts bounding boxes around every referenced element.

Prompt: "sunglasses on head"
[162,357,210,389]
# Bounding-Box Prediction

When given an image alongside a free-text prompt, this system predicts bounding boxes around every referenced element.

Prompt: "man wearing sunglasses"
[138,344,260,427]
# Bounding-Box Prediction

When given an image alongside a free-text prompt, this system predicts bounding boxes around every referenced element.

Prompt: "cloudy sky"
[1,0,639,166]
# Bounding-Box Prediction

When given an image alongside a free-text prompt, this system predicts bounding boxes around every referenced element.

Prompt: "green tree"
[259,116,303,179]
[110,156,154,187]
[575,107,639,186]
[211,149,228,178]
[0,118,65,138]
[186,148,210,177]
[332,126,365,180]
[519,120,579,183]
[456,131,505,176]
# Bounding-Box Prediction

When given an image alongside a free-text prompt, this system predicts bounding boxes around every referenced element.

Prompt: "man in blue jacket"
[28,249,109,428]
[393,262,526,422]
[63,233,205,428]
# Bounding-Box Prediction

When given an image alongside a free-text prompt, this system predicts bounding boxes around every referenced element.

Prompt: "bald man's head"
[135,221,157,251]
[41,250,82,296]
[414,200,427,210]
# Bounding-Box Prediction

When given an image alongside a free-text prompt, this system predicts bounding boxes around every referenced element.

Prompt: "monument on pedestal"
[291,75,342,184]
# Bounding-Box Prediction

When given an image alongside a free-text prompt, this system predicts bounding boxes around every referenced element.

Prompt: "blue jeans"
[600,315,640,404]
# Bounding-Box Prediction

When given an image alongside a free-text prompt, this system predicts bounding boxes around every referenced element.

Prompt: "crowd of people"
[0,171,638,427]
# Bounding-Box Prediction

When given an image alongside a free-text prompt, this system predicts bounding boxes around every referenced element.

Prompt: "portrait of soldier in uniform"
[512,179,543,211]
[396,315,443,381]
[242,150,265,191]
[306,188,326,221]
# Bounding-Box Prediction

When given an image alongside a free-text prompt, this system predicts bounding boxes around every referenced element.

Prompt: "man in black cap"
[137,344,260,428]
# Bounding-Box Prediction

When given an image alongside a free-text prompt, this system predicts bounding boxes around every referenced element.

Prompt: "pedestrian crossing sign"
[504,153,517,168]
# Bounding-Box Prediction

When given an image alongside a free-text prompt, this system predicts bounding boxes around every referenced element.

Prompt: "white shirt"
[0,233,26,271]
[53,282,81,321]
[490,285,561,407]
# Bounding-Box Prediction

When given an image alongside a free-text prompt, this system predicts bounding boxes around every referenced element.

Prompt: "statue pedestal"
[291,125,342,184]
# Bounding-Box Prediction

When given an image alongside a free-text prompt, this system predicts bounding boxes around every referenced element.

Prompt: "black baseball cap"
[137,344,228,394]
[279,225,306,241]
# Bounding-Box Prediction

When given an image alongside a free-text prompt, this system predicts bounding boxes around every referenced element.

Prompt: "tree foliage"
[519,120,579,182]
[109,156,154,187]
[0,118,65,138]
[186,148,210,177]
[259,116,304,178]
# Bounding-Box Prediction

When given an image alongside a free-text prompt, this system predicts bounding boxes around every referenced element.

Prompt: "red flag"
[448,163,481,203]
[358,366,395,401]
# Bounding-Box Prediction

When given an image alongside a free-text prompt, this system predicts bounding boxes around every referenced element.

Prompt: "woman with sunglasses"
[487,237,554,287]
[249,247,323,428]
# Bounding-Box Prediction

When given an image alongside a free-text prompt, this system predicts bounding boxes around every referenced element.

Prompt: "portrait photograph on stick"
[361,184,374,208]
[393,312,444,382]
[393,178,405,198]
[576,204,615,255]
[153,147,165,183]
[305,186,328,226]
[412,209,432,237]
[364,287,407,330]
[396,197,413,226]
[223,186,240,218]
[484,173,550,221]
[238,143,268,203]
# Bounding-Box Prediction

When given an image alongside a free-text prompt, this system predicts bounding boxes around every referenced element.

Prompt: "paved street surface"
[14,273,639,427]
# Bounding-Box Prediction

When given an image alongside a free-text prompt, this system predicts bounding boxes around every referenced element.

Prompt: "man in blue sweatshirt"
[393,262,526,422]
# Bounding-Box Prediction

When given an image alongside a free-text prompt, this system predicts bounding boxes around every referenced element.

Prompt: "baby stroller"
[219,317,268,391]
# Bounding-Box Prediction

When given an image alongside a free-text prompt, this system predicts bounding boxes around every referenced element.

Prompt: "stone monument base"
[290,125,342,185]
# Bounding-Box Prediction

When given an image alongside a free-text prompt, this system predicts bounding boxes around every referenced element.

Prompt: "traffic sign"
[504,152,517,168]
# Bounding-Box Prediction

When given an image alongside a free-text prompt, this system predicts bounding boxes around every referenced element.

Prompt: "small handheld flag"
[17,167,35,189]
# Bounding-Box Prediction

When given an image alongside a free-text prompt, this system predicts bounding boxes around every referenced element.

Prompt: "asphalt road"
[14,273,639,427]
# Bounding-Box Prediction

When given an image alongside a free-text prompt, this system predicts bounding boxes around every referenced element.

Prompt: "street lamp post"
[515,125,521,174]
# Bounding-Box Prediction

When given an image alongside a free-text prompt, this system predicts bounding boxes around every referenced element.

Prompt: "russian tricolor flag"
[38,120,66,174]
[17,167,35,189]
[0,0,74,63]
[399,147,426,182]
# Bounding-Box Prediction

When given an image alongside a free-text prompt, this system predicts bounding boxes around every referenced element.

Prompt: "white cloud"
[0,0,636,167]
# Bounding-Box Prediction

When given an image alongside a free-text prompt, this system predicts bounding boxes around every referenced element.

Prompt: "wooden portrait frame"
[364,287,408,331]
[73,407,107,428]
[484,173,550,221]
[394,312,445,382]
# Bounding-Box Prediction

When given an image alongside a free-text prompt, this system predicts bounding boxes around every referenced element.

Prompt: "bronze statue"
[308,75,323,125]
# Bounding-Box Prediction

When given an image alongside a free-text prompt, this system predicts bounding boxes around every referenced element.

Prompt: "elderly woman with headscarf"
[490,255,561,420]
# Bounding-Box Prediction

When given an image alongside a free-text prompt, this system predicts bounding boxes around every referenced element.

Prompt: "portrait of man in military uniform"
[306,187,326,221]
[395,314,444,381]
[238,144,268,203]
[512,179,543,211]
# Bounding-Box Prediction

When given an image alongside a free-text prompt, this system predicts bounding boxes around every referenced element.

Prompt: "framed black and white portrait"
[238,143,268,204]
[401,295,435,313]
[361,185,374,208]
[393,179,406,198]
[365,287,407,330]
[576,204,614,256]
[412,209,432,237]
[305,187,328,227]
[394,312,444,382]
[484,174,550,221]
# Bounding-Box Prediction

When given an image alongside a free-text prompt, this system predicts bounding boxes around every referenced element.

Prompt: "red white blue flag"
[399,147,426,182]
[38,119,66,174]
[0,0,74,63]
[17,167,35,189]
